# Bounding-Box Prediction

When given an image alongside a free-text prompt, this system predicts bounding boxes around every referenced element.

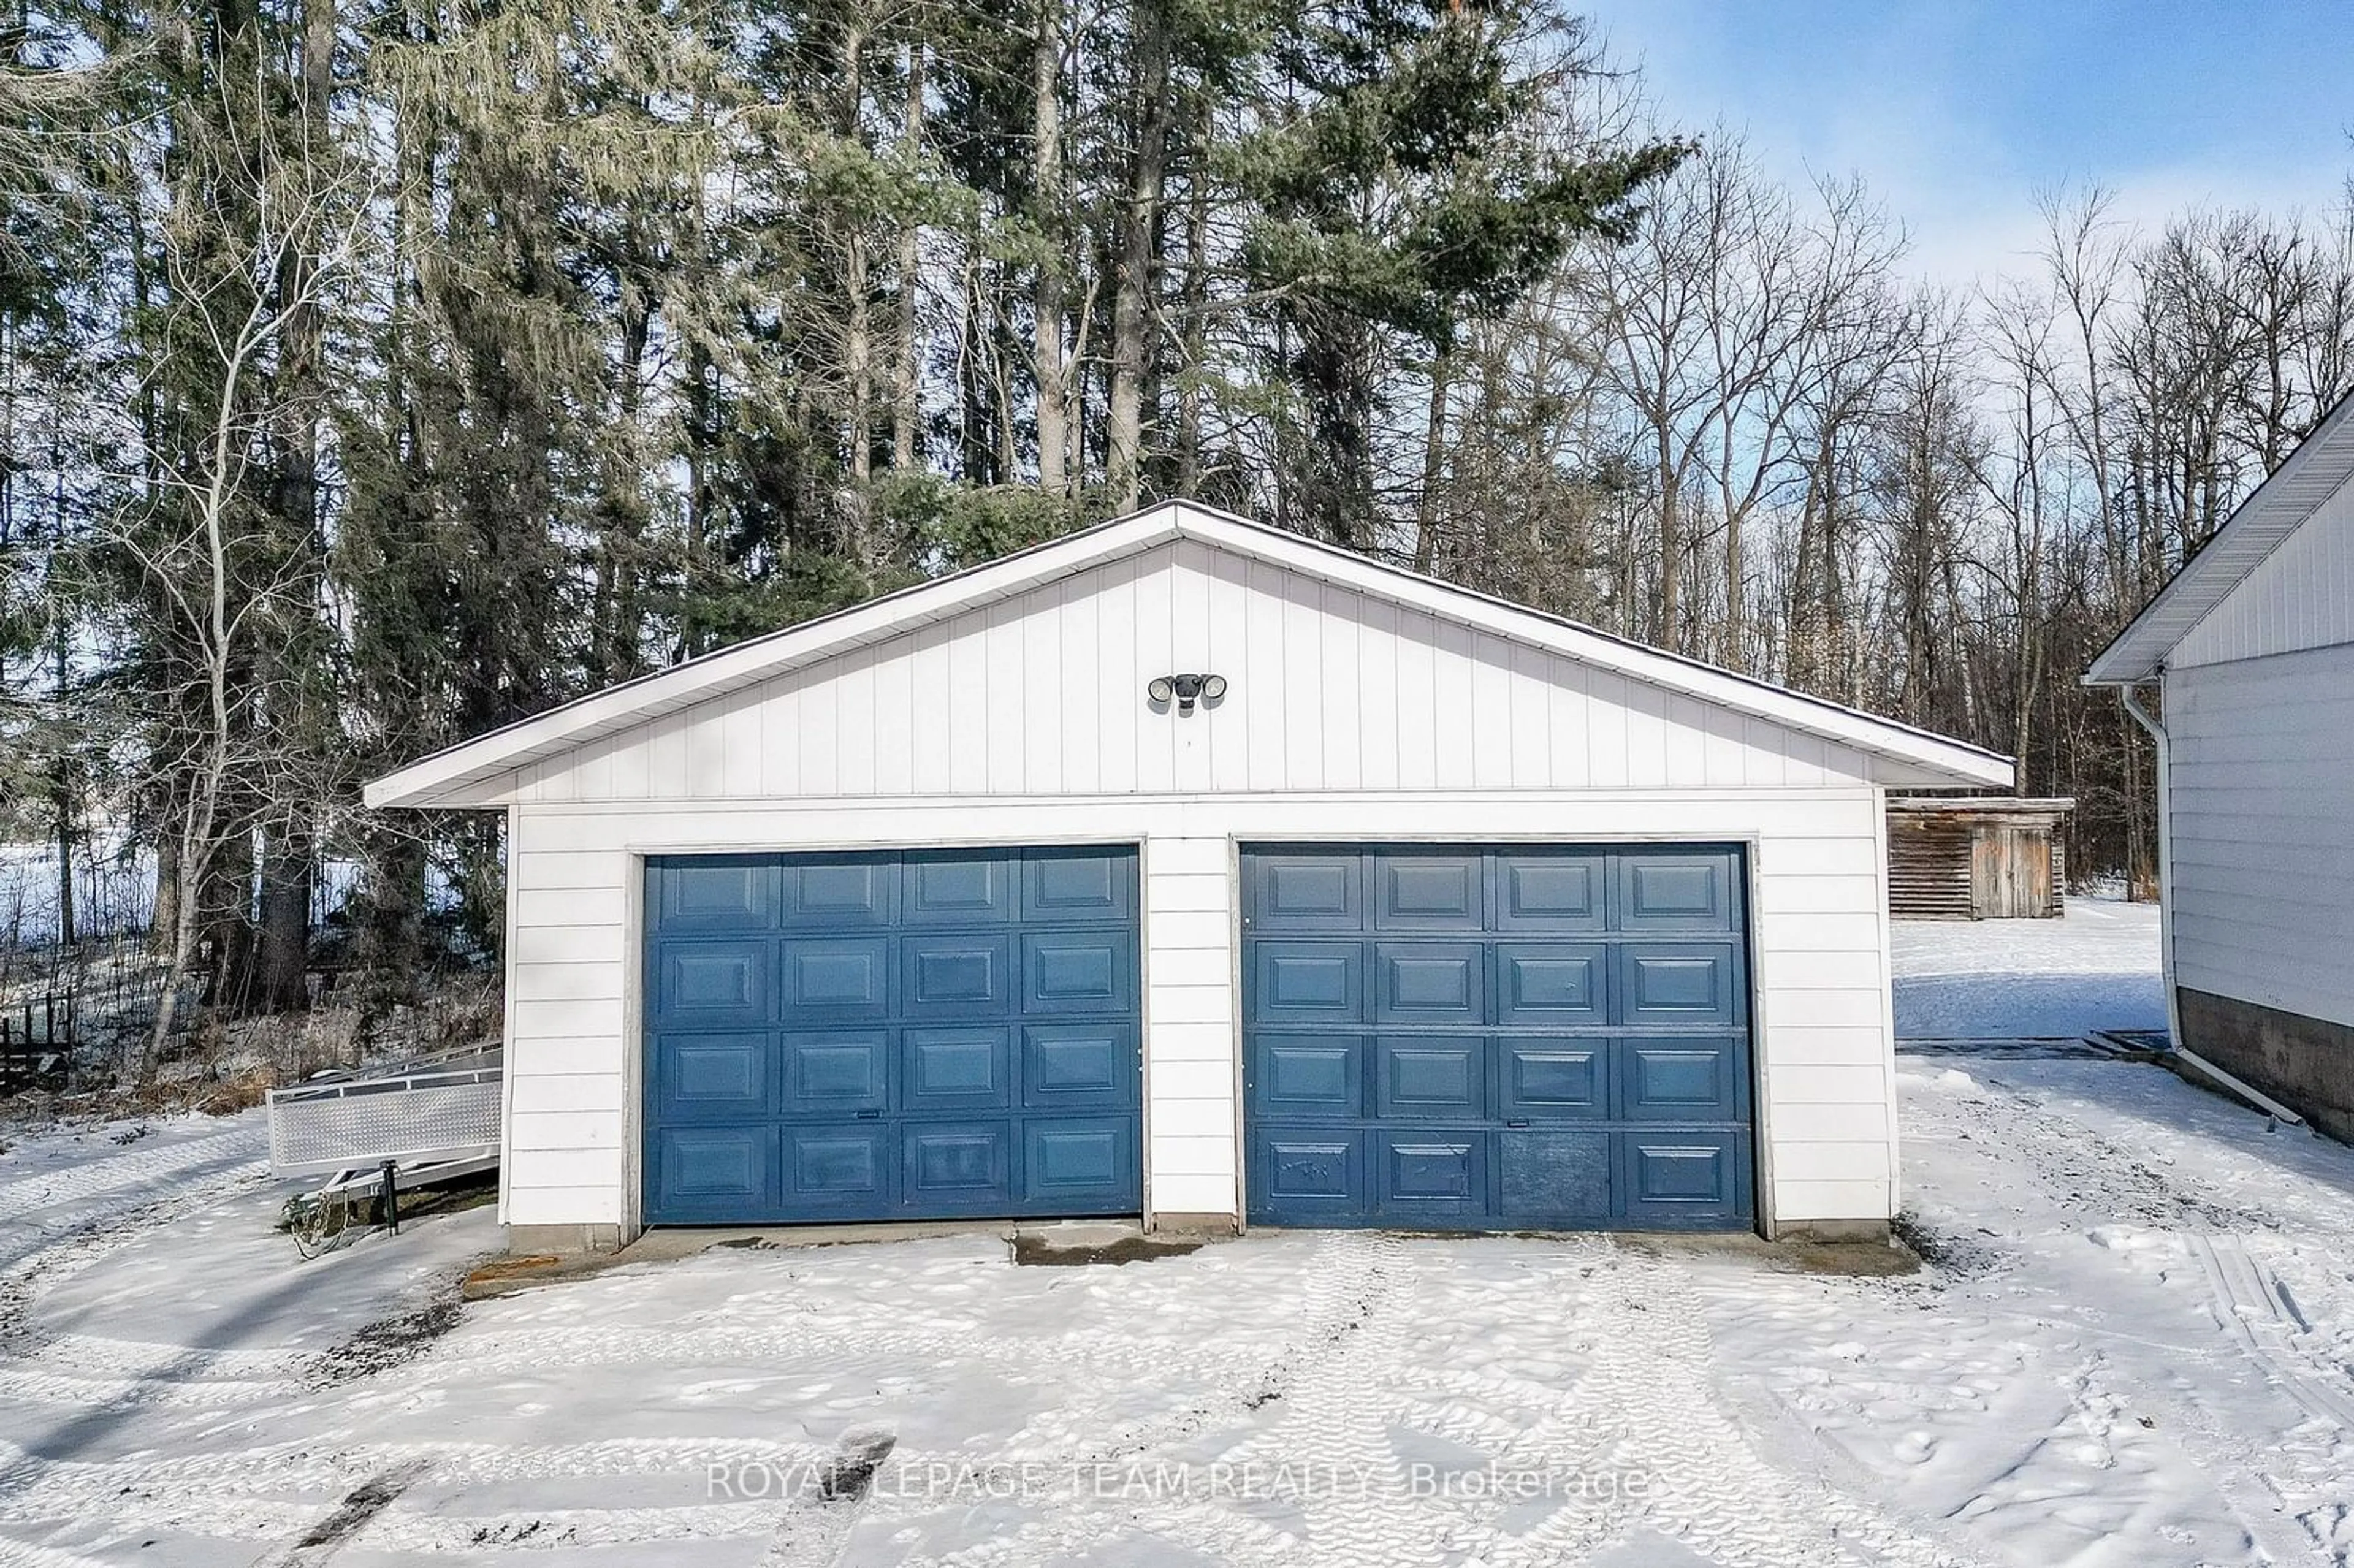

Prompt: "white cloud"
[1583,0,2352,298]
[1898,159,2351,297]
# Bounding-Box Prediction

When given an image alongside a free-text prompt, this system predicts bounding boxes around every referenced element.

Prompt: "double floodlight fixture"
[1146,672,1228,715]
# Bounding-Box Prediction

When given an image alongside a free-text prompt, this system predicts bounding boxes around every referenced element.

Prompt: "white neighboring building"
[368,502,2012,1253]
[2089,393,2354,1142]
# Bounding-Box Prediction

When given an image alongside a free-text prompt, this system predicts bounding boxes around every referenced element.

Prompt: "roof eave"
[367,498,2014,806]
[364,506,1192,809]
[2084,386,2354,687]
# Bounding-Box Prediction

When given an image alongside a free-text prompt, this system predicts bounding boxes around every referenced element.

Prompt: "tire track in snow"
[421,1310,1281,1394]
[1933,1076,2276,1233]
[0,1534,116,1568]
[835,1231,1409,1567]
[0,1436,837,1546]
[1480,1246,1979,1568]
[0,1363,298,1411]
[1908,1065,2354,1562]
[1951,1076,2354,1456]
[0,1126,267,1228]
[2188,1234,2354,1434]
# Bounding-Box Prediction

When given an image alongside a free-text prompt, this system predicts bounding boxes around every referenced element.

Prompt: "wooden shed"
[1886,797,2072,919]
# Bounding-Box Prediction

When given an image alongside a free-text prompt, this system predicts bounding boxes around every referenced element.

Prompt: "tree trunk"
[1175,158,1206,496]
[1105,0,1170,511]
[50,514,74,948]
[1030,0,1068,496]
[254,821,311,1013]
[1655,426,1682,651]
[1413,344,1451,573]
[206,828,255,1013]
[838,17,873,560]
[892,42,924,473]
[353,828,428,1037]
[1721,501,1746,672]
[151,827,181,960]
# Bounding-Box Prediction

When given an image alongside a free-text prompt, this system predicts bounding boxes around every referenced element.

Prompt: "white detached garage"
[367,503,2012,1252]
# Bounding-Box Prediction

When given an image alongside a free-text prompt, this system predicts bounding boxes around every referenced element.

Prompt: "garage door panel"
[652,1032,772,1121]
[646,848,1139,1226]
[1375,1130,1486,1221]
[782,1127,890,1208]
[1499,1129,1611,1222]
[903,1121,1014,1208]
[650,1125,775,1216]
[1620,1133,1746,1226]
[780,1030,888,1116]
[1024,1117,1137,1205]
[1023,1024,1138,1110]
[1618,851,1740,932]
[1496,1040,1606,1120]
[1244,843,1753,1231]
[901,934,1013,1017]
[1496,942,1608,1023]
[1374,941,1485,1024]
[904,1026,1013,1111]
[1374,1037,1485,1119]
[1374,853,1484,931]
[655,858,776,931]
[1252,854,1363,931]
[1617,943,1743,1027]
[778,937,890,1022]
[1023,851,1133,920]
[1496,850,1607,931]
[1249,1033,1362,1119]
[1621,1036,1748,1121]
[1251,1127,1362,1216]
[1021,931,1133,1014]
[904,853,1015,925]
[1252,942,1364,1023]
[654,940,768,1023]
[780,859,894,929]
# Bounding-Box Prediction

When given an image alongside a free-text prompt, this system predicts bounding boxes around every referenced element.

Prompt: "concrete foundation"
[1146,1212,1243,1236]
[1764,1217,1892,1245]
[505,1222,628,1257]
[2179,986,2354,1143]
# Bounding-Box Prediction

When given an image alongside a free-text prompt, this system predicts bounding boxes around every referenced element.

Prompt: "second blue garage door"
[643,847,1141,1225]
[1243,843,1754,1231]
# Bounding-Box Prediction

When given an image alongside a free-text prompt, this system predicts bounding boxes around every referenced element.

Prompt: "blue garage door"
[1243,844,1754,1231]
[644,848,1141,1225]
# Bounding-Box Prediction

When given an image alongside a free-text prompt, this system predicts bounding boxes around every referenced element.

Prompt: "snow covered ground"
[1892,896,2167,1040]
[2,904,2349,1566]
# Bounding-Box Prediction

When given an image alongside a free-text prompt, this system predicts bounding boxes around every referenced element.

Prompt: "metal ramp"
[269,1048,501,1255]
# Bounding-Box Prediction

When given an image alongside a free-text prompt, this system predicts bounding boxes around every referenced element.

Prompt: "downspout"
[2116,683,2182,1054]
[2116,679,2308,1130]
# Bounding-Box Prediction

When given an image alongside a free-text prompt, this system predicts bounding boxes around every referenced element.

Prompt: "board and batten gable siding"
[497,540,1897,806]
[2164,643,2354,1031]
[498,790,1901,1235]
[2168,470,2354,670]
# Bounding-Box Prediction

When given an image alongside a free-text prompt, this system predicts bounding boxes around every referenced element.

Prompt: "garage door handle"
[1505,1119,1530,1129]
[855,1109,880,1119]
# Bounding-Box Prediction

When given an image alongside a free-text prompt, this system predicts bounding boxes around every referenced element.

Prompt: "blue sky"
[1580,0,2353,289]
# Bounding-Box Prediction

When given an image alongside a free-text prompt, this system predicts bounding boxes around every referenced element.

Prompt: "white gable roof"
[2088,389,2354,685]
[367,502,2011,808]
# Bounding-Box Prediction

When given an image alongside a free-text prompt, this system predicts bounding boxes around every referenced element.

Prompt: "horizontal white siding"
[509,541,1880,806]
[2170,470,2354,669]
[2167,646,2354,1028]
[493,790,1899,1236]
[1143,834,1243,1216]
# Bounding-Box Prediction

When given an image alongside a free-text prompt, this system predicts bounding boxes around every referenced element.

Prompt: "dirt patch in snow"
[1010,1231,1203,1266]
[305,1282,468,1388]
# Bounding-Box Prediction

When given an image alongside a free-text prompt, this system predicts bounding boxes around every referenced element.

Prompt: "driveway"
[1,905,2348,1566]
